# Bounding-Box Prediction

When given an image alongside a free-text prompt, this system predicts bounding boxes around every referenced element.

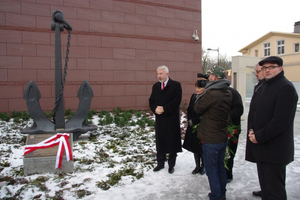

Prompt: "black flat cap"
[259,56,283,66]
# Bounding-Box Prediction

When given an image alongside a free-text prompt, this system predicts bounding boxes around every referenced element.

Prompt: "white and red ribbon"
[24,133,73,169]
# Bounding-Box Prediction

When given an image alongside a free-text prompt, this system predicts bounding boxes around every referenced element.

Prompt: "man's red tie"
[162,82,165,90]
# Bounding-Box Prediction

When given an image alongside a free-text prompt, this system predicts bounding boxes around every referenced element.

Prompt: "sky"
[201,0,300,59]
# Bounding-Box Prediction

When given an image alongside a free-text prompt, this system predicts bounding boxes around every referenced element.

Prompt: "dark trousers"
[257,161,287,200]
[203,142,227,199]
[156,151,177,168]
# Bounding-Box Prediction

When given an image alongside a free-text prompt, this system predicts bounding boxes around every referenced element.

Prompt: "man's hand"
[248,129,258,144]
[155,106,164,115]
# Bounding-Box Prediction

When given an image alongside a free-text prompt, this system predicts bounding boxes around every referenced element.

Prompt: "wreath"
[192,122,241,169]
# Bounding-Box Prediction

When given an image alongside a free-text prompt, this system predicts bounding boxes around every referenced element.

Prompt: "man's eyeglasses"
[261,65,280,71]
[255,70,262,74]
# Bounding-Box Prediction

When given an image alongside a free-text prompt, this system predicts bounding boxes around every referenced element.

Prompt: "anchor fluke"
[21,81,55,134]
[65,80,97,140]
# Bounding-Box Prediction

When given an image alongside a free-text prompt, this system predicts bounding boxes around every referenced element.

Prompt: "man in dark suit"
[248,56,298,199]
[149,65,182,174]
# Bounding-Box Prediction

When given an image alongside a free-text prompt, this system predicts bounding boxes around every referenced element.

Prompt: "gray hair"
[157,65,169,73]
[255,63,261,69]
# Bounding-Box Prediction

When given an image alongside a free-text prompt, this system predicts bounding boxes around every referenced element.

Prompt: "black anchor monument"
[22,11,97,175]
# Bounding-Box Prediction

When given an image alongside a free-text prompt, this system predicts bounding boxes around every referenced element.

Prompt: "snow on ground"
[0,101,300,200]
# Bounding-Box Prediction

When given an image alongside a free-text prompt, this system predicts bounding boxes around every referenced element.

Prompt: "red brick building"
[0,0,202,113]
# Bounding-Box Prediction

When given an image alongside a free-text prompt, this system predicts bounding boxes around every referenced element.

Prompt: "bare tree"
[218,54,231,70]
[202,48,232,74]
[205,53,231,70]
[201,48,210,74]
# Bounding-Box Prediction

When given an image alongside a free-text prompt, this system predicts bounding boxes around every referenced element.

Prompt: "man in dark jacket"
[226,87,243,183]
[245,63,265,197]
[149,65,182,174]
[194,66,232,200]
[248,56,298,200]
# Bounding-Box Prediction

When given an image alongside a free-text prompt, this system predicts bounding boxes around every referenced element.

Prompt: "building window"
[255,50,258,57]
[263,43,270,56]
[277,40,285,55]
[294,43,299,53]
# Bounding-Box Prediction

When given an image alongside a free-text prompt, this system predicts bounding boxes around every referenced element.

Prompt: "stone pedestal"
[23,133,74,175]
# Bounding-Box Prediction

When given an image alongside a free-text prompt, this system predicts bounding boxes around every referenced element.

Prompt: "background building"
[0,0,202,113]
[232,21,300,106]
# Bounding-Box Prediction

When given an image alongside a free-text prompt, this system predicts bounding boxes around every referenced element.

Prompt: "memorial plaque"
[23,133,74,175]
[24,133,72,158]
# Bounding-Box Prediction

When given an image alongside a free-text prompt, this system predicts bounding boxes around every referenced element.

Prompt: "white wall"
[231,56,261,120]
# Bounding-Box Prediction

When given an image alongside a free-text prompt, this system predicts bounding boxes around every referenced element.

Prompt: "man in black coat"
[245,63,265,197]
[149,65,182,174]
[248,56,298,199]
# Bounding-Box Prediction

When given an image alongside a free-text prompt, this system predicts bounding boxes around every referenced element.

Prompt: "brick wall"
[0,0,202,113]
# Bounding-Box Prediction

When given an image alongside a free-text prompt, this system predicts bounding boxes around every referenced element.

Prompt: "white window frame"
[277,40,285,55]
[263,43,270,57]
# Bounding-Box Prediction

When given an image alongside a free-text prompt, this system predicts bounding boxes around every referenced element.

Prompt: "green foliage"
[113,107,123,115]
[52,172,68,180]
[0,110,30,123]
[136,119,146,128]
[78,141,88,150]
[44,111,52,119]
[76,189,92,198]
[21,111,30,121]
[0,112,10,122]
[93,148,112,165]
[19,136,27,145]
[30,176,50,192]
[98,110,109,118]
[96,166,143,190]
[47,189,64,199]
[13,117,20,123]
[78,158,94,165]
[65,108,75,121]
[146,118,155,126]
[86,110,95,119]
[65,108,72,116]
[99,112,114,125]
[89,109,97,116]
[10,110,20,118]
[0,160,11,167]
[113,109,134,127]
[135,111,142,117]
[98,109,154,128]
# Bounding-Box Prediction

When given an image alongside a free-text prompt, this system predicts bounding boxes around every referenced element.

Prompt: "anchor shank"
[54,22,65,130]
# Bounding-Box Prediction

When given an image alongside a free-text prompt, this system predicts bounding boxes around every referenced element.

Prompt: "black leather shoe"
[168,167,174,174]
[153,165,164,172]
[252,190,262,196]
[199,167,205,175]
[192,167,200,174]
